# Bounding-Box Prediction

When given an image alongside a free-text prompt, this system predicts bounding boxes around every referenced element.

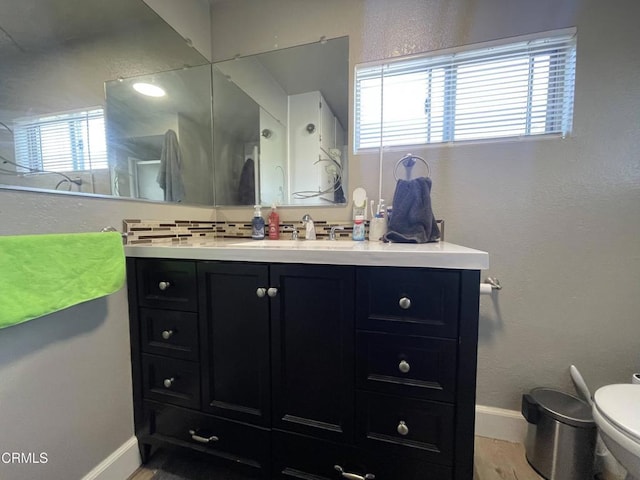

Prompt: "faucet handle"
[284,226,299,240]
[329,225,345,240]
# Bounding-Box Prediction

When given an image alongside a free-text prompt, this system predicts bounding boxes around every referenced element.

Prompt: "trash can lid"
[529,388,595,428]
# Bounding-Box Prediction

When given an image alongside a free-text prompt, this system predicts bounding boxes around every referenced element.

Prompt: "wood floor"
[473,436,544,480]
[128,436,543,480]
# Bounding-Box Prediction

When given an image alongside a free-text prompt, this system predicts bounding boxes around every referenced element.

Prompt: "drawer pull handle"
[398,360,410,373]
[267,287,278,297]
[158,281,171,291]
[334,465,375,480]
[256,287,267,298]
[397,420,409,436]
[161,329,174,340]
[398,296,411,309]
[188,430,219,444]
[163,377,175,388]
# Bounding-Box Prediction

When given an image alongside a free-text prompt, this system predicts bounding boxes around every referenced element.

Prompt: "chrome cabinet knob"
[397,420,409,436]
[256,287,267,298]
[163,377,175,388]
[398,360,411,373]
[398,296,411,309]
[334,465,375,480]
[158,281,171,291]
[161,329,174,340]
[188,429,219,444]
[267,287,278,297]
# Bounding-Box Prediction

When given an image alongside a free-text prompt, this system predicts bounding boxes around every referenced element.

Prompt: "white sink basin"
[230,239,356,249]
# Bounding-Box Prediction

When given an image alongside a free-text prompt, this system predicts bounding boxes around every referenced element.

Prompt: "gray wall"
[212,0,640,409]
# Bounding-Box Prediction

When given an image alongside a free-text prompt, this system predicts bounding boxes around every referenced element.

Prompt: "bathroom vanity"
[125,240,489,479]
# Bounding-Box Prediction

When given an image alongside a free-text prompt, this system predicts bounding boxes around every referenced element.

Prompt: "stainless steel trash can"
[521,388,596,480]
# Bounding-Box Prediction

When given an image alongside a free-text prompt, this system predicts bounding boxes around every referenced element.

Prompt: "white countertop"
[125,239,489,270]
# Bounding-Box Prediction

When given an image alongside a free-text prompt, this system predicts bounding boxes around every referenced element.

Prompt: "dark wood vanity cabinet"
[127,257,480,480]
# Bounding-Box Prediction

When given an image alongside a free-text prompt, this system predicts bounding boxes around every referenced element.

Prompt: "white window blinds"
[355,29,577,152]
[13,108,108,172]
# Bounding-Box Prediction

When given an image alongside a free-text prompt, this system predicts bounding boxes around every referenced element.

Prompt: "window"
[354,29,577,152]
[13,108,108,172]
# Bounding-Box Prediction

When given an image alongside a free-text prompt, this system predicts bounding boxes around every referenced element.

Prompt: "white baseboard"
[475,404,528,444]
[81,436,141,480]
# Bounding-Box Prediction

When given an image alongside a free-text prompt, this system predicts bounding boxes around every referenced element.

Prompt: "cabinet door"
[270,264,355,443]
[198,262,271,427]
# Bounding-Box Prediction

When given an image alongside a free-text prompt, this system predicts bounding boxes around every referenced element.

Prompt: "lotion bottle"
[352,215,365,241]
[251,205,265,240]
[268,204,280,239]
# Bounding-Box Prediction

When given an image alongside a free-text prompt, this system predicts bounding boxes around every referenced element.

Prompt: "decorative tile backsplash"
[123,219,358,244]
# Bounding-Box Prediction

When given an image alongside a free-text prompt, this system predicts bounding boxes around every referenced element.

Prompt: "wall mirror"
[0,0,209,197]
[0,0,349,207]
[107,36,350,207]
[211,36,349,206]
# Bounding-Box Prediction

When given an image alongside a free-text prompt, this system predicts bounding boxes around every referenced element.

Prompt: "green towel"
[0,232,125,329]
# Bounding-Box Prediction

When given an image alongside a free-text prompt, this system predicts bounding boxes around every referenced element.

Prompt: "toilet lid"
[594,384,640,441]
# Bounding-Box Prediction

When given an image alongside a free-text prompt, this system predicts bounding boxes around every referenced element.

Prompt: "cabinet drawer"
[355,391,454,465]
[356,331,457,402]
[142,354,200,409]
[144,401,270,474]
[273,430,452,480]
[140,308,198,361]
[362,451,453,479]
[273,430,358,480]
[137,259,197,311]
[356,267,459,338]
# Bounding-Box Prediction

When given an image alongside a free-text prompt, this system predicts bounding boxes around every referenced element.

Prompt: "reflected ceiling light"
[132,83,166,97]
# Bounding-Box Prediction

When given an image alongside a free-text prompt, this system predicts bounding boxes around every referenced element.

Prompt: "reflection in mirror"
[0,0,208,197]
[211,65,261,206]
[213,36,349,206]
[105,65,213,204]
[0,2,349,208]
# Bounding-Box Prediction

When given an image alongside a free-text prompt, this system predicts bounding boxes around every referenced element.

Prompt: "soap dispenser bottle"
[268,203,280,240]
[251,205,265,240]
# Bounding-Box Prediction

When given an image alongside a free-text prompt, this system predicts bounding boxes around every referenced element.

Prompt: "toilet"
[593,384,640,480]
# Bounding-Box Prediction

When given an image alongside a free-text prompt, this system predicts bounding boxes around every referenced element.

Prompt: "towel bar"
[484,277,502,290]
[101,226,128,239]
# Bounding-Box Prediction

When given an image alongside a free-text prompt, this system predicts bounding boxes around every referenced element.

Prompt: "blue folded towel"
[383,177,440,243]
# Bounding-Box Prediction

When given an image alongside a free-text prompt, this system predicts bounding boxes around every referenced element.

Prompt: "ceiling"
[0,0,158,55]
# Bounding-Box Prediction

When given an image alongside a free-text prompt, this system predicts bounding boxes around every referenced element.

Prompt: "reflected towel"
[383,177,440,243]
[0,232,125,329]
[238,158,255,205]
[157,129,185,202]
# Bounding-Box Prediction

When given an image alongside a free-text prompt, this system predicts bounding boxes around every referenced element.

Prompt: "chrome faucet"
[302,214,316,240]
[329,225,344,240]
